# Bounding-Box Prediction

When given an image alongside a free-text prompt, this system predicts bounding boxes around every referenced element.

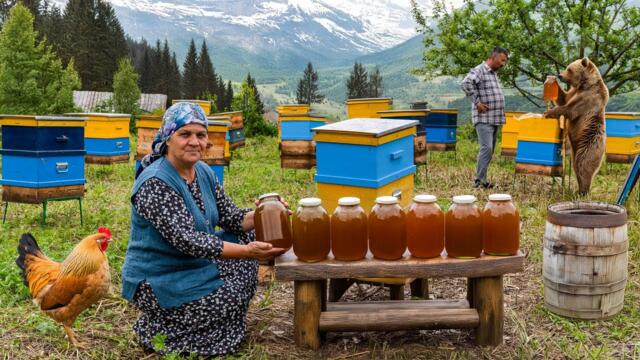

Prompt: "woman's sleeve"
[133,177,224,259]
[214,177,251,234]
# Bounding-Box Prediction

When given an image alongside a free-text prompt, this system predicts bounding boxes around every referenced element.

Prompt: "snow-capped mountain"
[50,0,450,79]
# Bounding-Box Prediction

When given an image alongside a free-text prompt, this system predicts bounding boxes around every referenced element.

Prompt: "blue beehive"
[313,118,417,212]
[0,115,87,203]
[605,112,640,163]
[514,114,563,175]
[66,112,130,164]
[279,113,327,141]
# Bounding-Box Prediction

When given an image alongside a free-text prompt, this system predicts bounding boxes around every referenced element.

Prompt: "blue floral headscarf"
[136,102,208,179]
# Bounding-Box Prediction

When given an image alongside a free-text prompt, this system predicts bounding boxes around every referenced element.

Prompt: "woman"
[121,102,285,356]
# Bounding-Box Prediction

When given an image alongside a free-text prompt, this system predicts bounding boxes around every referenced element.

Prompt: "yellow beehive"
[172,99,211,115]
[208,115,232,162]
[606,137,640,155]
[502,111,527,154]
[135,115,163,160]
[345,98,392,119]
[517,114,562,144]
[276,104,310,115]
[316,174,414,214]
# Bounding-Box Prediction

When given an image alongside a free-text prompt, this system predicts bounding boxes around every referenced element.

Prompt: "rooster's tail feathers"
[16,233,43,286]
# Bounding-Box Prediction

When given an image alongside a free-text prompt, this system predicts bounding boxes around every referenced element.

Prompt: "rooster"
[16,227,112,348]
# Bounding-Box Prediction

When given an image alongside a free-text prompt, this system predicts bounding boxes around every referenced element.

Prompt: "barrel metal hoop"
[547,202,627,228]
[543,237,629,256]
[544,277,627,295]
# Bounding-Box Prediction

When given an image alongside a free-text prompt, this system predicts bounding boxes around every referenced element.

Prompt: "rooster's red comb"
[98,226,112,239]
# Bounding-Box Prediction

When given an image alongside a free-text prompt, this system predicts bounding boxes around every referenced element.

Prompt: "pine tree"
[138,47,153,92]
[112,57,140,115]
[198,40,217,98]
[346,62,369,99]
[167,52,182,104]
[149,39,163,93]
[224,80,233,111]
[0,3,80,114]
[232,80,276,137]
[182,39,199,99]
[368,66,383,98]
[295,62,324,105]
[215,76,225,111]
[246,73,264,113]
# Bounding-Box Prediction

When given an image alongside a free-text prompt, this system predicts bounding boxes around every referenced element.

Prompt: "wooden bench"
[275,250,524,349]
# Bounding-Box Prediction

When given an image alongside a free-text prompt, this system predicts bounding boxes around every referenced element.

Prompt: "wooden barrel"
[543,202,628,319]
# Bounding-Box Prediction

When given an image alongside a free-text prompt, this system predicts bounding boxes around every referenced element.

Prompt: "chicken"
[15,228,112,348]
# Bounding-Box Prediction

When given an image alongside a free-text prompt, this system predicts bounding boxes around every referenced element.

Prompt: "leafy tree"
[346,62,369,99]
[411,0,640,104]
[232,80,276,137]
[295,62,324,105]
[0,3,79,114]
[112,57,140,115]
[182,39,199,99]
[368,66,383,98]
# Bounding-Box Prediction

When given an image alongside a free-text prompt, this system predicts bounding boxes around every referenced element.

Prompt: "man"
[461,47,509,189]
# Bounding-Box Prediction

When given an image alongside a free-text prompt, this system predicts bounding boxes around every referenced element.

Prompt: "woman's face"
[166,123,208,165]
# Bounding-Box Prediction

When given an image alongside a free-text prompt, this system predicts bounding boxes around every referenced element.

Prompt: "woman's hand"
[245,241,286,260]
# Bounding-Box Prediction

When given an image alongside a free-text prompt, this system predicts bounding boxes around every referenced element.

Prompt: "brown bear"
[544,57,609,195]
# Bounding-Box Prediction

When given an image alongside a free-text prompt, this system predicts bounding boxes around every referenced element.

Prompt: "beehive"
[172,99,211,115]
[66,112,130,164]
[208,115,232,165]
[424,109,457,151]
[605,112,640,163]
[135,115,163,172]
[378,109,428,165]
[212,111,245,149]
[0,115,86,203]
[313,118,417,212]
[515,114,563,176]
[276,104,310,115]
[501,111,527,157]
[345,98,392,119]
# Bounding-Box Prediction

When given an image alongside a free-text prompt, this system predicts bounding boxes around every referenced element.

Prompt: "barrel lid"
[258,192,279,201]
[414,194,437,203]
[338,197,360,206]
[453,195,476,204]
[376,196,398,205]
[488,194,512,201]
[547,202,627,228]
[299,197,322,207]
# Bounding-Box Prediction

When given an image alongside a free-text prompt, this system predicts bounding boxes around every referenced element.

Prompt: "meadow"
[0,126,638,359]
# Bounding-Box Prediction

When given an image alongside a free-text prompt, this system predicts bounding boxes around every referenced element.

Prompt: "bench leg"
[389,284,404,300]
[410,278,429,299]
[294,280,323,349]
[471,276,504,346]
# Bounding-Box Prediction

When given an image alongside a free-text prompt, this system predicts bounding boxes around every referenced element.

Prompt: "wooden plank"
[229,140,245,150]
[389,284,404,300]
[501,148,516,157]
[472,276,504,346]
[281,140,315,156]
[326,299,469,312]
[275,250,524,281]
[281,156,315,169]
[410,278,430,299]
[328,279,355,302]
[2,185,85,204]
[294,280,323,349]
[515,163,563,176]
[427,143,456,151]
[85,154,129,164]
[607,154,635,164]
[319,308,479,332]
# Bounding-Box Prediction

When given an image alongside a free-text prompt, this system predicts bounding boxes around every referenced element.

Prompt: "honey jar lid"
[338,197,361,206]
[375,196,399,205]
[452,195,476,204]
[299,197,322,207]
[258,192,279,201]
[488,194,512,201]
[414,194,437,203]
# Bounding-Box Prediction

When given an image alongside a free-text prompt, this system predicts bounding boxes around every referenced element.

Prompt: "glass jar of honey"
[483,194,519,255]
[254,193,292,249]
[331,197,368,261]
[292,197,330,262]
[407,194,444,258]
[543,75,559,101]
[369,196,406,260]
[445,195,482,258]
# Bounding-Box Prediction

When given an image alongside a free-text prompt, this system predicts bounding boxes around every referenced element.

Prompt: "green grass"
[0,126,639,359]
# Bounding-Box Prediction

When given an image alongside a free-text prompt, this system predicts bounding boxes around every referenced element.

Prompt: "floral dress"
[130,174,258,356]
